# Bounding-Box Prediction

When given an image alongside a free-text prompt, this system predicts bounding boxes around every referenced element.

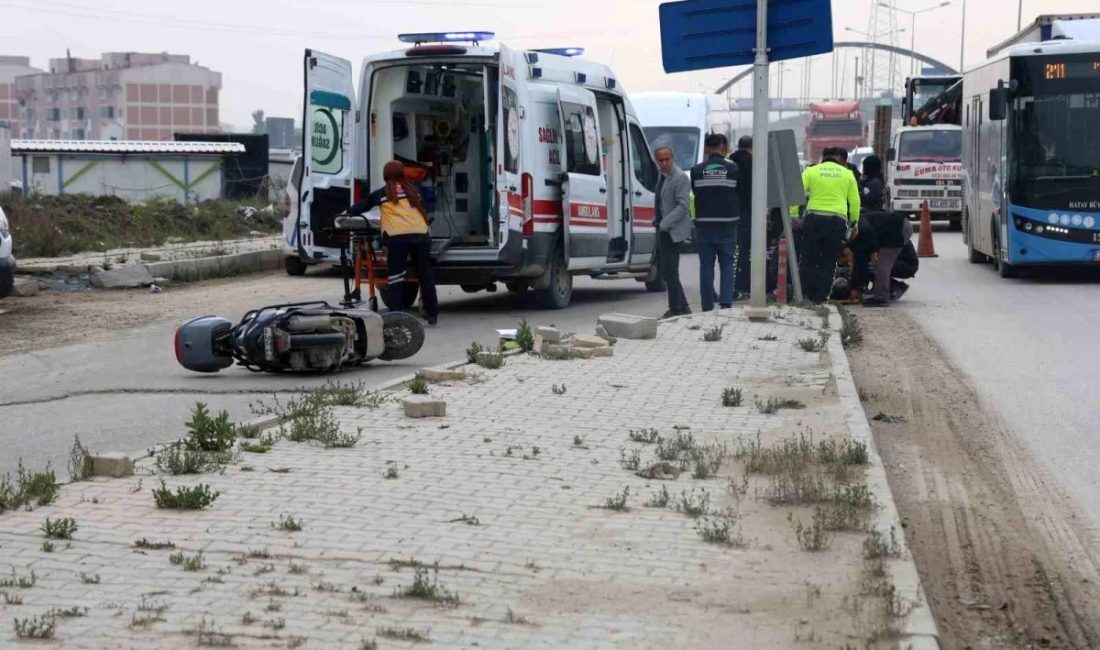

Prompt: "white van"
[631,92,733,170]
[290,34,664,308]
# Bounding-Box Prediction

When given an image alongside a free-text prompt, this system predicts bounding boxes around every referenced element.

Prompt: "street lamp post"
[881,2,951,78]
[845,26,906,98]
[960,0,967,72]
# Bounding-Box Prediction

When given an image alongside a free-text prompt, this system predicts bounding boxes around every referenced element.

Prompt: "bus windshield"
[1009,55,1100,209]
[643,127,700,170]
[898,129,961,162]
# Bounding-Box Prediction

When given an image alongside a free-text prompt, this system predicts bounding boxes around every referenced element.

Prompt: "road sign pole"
[749,0,771,315]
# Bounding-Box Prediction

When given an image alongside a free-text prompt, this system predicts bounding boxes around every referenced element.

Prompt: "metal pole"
[1018,0,1023,31]
[749,0,770,313]
[960,0,967,72]
[910,14,917,78]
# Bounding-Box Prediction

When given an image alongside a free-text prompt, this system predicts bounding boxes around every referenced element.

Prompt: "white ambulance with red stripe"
[291,32,663,309]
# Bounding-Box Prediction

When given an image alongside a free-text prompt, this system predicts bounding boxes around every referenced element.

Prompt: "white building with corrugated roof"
[12,139,245,202]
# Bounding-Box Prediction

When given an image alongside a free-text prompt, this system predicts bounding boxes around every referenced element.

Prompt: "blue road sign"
[659,0,834,73]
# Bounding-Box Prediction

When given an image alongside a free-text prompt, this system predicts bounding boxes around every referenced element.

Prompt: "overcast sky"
[4,0,1097,129]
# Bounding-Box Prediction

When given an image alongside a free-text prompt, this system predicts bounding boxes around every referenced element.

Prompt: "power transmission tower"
[865,0,903,100]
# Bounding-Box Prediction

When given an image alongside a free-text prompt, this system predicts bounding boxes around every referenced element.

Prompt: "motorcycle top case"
[175,315,234,373]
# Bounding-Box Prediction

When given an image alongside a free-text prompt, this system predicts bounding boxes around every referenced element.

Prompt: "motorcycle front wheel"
[379,311,426,361]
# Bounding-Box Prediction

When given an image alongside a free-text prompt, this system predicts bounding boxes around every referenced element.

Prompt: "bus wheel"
[534,245,572,310]
[992,222,1017,278]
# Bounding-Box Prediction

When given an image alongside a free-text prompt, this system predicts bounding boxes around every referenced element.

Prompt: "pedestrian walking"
[654,145,693,318]
[800,147,861,303]
[350,160,440,325]
[728,135,753,300]
[691,133,740,311]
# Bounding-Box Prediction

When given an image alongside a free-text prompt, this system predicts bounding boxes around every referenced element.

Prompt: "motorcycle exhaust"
[284,315,333,332]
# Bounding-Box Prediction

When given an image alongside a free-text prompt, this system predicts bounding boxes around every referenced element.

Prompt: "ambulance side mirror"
[989,87,1009,121]
[887,148,896,162]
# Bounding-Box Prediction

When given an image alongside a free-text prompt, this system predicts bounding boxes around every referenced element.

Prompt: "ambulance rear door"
[557,85,609,270]
[497,44,529,249]
[298,49,356,263]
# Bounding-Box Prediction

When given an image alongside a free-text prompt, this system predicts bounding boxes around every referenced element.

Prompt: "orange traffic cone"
[917,201,938,258]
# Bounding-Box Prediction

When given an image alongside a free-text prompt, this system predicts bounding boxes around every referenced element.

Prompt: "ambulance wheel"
[534,246,572,310]
[284,256,308,277]
[380,283,420,310]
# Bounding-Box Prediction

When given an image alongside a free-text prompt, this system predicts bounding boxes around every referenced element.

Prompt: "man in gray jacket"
[654,146,693,317]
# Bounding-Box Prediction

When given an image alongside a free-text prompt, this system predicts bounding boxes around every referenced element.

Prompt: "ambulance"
[290,32,664,309]
[886,124,963,227]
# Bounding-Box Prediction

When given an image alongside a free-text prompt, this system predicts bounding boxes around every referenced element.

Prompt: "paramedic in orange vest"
[352,161,439,325]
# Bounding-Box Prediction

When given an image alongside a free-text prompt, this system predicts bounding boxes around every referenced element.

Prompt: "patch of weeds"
[383,466,400,480]
[359,639,379,650]
[619,448,642,471]
[476,351,505,369]
[702,325,724,342]
[392,566,460,607]
[253,563,275,576]
[818,485,876,531]
[838,306,863,349]
[68,435,93,482]
[250,581,300,599]
[797,332,831,353]
[764,466,831,505]
[676,489,711,518]
[288,562,308,575]
[13,615,56,639]
[863,527,903,560]
[152,481,219,510]
[757,334,779,341]
[516,318,535,353]
[645,485,672,508]
[789,509,832,552]
[273,514,303,532]
[79,572,100,585]
[267,617,287,631]
[722,387,744,407]
[239,441,271,454]
[154,442,233,475]
[248,548,271,559]
[131,613,166,629]
[654,431,697,463]
[466,341,485,364]
[818,437,870,466]
[753,396,805,414]
[628,428,660,444]
[504,607,535,625]
[3,591,22,605]
[313,580,339,592]
[183,403,237,453]
[689,443,727,479]
[408,374,429,395]
[872,412,907,424]
[573,435,587,449]
[169,551,206,571]
[241,611,256,625]
[551,383,567,395]
[235,424,262,439]
[287,637,307,649]
[192,618,235,647]
[0,461,60,511]
[129,478,144,493]
[695,513,745,547]
[137,597,168,614]
[46,606,87,618]
[0,569,36,589]
[41,516,78,540]
[377,627,429,642]
[601,486,631,512]
[282,398,362,449]
[41,541,54,553]
[134,538,175,550]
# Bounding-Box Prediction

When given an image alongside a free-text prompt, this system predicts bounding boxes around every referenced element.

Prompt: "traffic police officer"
[690,133,741,311]
[800,147,861,303]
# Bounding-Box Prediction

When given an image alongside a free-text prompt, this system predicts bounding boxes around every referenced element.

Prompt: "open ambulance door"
[557,85,610,270]
[298,49,356,263]
[497,44,529,249]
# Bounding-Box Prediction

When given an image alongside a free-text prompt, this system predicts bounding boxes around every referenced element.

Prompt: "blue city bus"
[962,40,1100,277]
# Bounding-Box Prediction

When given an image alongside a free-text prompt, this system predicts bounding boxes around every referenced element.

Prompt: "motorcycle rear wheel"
[379,311,426,361]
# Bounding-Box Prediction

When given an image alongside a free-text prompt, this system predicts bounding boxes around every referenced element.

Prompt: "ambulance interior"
[369,62,496,247]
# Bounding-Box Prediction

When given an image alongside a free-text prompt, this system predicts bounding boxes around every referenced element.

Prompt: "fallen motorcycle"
[174,301,425,373]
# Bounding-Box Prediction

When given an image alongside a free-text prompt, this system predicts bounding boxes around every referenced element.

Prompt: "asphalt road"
[892,230,1100,535]
[0,263,709,480]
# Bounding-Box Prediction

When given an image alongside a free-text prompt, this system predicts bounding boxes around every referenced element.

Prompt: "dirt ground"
[0,270,337,358]
[849,309,1100,649]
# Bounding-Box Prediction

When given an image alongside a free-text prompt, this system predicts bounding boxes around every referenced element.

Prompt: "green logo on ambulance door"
[311,106,343,174]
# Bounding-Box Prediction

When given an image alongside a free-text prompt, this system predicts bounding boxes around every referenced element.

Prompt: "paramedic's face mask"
[656,151,674,176]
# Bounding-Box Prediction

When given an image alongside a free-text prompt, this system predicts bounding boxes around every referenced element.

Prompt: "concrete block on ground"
[542,344,574,359]
[140,252,163,262]
[595,324,618,345]
[573,334,610,349]
[535,326,561,343]
[403,396,447,418]
[591,346,614,358]
[574,347,595,359]
[419,367,466,383]
[12,276,39,297]
[89,264,154,289]
[89,453,134,478]
[597,313,658,340]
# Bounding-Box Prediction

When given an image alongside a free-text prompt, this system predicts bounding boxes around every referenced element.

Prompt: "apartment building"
[14,52,221,141]
[0,56,44,136]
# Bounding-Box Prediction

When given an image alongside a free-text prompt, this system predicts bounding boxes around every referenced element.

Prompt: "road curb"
[17,249,283,285]
[825,307,942,650]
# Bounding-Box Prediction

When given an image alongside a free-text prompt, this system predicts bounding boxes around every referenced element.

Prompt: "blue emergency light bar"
[398,32,495,45]
[533,48,585,57]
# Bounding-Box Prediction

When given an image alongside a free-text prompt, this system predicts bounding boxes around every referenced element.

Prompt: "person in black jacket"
[728,135,753,300]
[690,134,740,311]
[860,155,886,212]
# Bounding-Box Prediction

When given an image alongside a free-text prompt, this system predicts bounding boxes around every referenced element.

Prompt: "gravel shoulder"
[849,308,1100,649]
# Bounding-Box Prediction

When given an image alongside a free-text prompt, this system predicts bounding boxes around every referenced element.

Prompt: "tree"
[251,110,266,135]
